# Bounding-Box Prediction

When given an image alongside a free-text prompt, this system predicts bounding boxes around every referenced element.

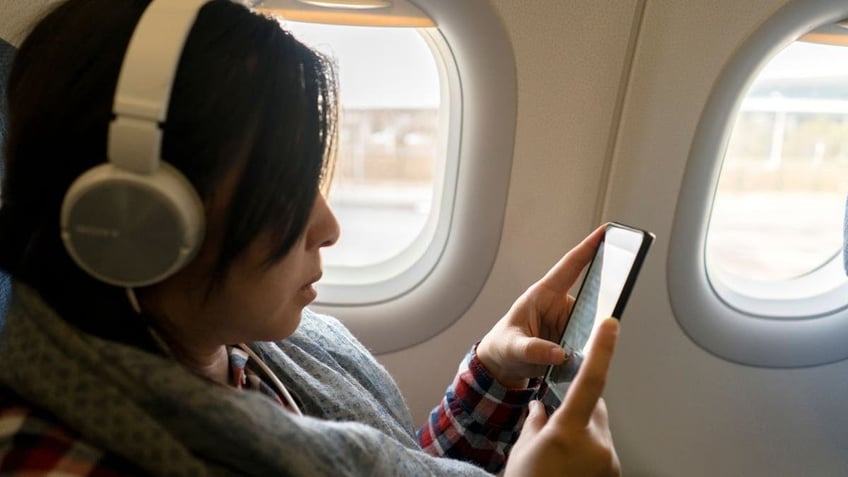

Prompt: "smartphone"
[537,222,654,413]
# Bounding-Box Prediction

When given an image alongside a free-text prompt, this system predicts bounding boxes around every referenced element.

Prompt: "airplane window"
[260,1,517,354]
[285,21,457,296]
[283,23,444,271]
[707,39,848,299]
[669,9,848,368]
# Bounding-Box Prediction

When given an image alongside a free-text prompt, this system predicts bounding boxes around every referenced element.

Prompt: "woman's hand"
[476,225,606,387]
[504,317,621,477]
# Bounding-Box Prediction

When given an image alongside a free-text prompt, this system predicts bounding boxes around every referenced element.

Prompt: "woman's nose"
[307,193,340,250]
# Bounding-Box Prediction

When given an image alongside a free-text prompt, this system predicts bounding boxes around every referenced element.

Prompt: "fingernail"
[604,317,620,332]
[549,346,565,363]
[528,399,542,416]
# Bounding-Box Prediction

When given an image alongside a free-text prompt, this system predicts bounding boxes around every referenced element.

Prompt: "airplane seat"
[0,37,14,327]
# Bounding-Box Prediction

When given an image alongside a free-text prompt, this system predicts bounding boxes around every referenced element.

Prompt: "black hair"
[0,0,338,350]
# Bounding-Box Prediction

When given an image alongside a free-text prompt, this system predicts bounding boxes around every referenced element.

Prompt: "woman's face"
[206,192,340,342]
[143,176,340,351]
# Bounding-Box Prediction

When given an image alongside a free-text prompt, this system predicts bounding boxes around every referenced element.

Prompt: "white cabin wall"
[378,0,642,424]
[383,0,848,475]
[0,0,55,47]
[604,0,848,475]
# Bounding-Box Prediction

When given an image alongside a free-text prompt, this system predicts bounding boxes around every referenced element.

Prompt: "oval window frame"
[669,0,848,368]
[309,26,460,300]
[304,0,517,354]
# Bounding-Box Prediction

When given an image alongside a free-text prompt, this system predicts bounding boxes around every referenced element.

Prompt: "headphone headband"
[61,0,210,287]
[109,0,209,174]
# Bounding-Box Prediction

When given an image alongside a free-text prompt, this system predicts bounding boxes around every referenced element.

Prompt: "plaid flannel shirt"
[418,347,539,474]
[0,346,537,475]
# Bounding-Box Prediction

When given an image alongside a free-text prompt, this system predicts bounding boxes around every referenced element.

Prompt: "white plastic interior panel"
[259,0,435,27]
[603,0,848,475]
[0,0,60,46]
[379,0,647,429]
[669,0,848,368]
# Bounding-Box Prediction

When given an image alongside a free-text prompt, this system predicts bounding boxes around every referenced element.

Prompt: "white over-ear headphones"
[60,0,209,287]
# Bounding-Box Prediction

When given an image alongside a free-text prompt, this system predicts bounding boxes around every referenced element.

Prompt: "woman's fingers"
[538,225,606,292]
[556,317,619,428]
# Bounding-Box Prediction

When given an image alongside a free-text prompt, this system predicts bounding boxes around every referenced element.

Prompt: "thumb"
[511,336,566,366]
[522,400,548,438]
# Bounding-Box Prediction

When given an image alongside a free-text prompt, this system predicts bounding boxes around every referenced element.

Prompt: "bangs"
[211,22,338,276]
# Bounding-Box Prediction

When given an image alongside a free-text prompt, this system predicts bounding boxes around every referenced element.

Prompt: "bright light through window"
[283,22,442,268]
[707,40,848,286]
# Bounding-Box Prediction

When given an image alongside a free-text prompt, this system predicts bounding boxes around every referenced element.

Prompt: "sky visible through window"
[761,42,848,78]
[283,22,439,109]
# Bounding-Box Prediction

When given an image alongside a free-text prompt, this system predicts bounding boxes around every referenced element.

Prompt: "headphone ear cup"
[60,162,205,287]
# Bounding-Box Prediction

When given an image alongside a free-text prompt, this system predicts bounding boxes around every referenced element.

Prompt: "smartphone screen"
[539,223,653,411]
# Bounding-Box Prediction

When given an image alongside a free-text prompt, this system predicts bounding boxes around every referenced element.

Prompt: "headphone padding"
[60,162,205,287]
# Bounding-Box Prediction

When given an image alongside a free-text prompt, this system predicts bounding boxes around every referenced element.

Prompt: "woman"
[0,0,620,475]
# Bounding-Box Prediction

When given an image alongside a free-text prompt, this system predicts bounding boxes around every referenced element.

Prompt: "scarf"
[0,283,490,476]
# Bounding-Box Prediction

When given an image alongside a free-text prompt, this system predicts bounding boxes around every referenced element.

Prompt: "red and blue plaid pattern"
[417,347,539,474]
[0,392,141,475]
[230,346,289,408]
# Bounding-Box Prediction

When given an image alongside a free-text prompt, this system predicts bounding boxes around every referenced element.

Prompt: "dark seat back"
[0,37,15,325]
